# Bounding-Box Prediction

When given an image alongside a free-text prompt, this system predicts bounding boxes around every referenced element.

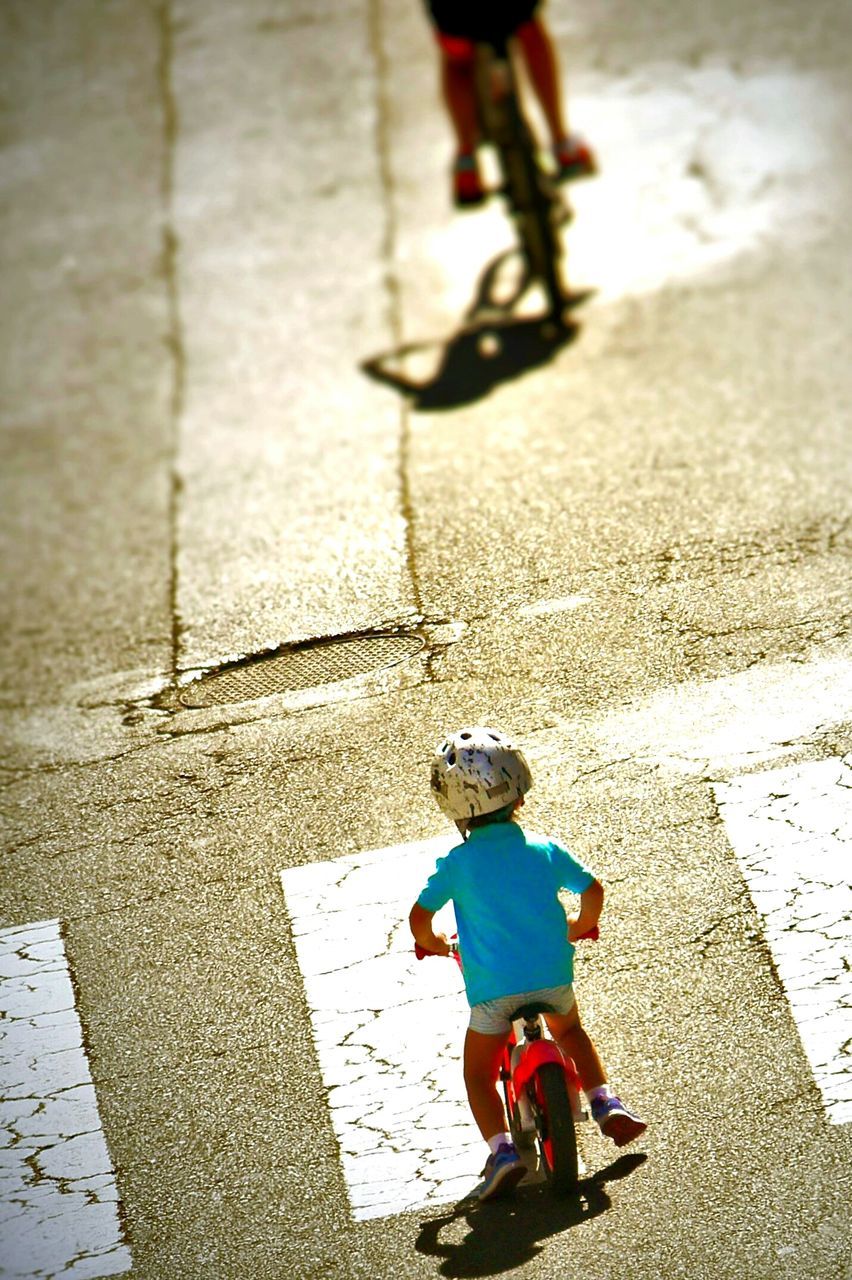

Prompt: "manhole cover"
[177,632,425,708]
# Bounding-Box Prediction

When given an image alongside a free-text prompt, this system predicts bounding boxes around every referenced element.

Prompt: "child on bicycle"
[422,1,597,206]
[409,726,646,1201]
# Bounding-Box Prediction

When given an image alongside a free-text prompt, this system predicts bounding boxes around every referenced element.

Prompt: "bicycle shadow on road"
[414,1152,646,1278]
[360,250,592,412]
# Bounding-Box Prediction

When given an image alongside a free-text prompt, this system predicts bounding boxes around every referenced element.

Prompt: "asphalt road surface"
[1,1,851,1278]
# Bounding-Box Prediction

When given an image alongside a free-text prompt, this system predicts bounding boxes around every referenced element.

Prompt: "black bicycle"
[473,32,572,323]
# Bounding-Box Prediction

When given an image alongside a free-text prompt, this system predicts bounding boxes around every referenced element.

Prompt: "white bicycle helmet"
[430,727,532,823]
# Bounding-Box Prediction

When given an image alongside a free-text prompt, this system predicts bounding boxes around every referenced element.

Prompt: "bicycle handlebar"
[414,938,460,961]
[415,925,599,960]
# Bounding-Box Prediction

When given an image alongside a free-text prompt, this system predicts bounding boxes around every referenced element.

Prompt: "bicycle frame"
[504,1019,585,1122]
[415,926,598,1193]
[501,1006,586,1190]
[472,32,569,320]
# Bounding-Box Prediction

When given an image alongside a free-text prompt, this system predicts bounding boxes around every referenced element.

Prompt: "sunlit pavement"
[1,0,851,1277]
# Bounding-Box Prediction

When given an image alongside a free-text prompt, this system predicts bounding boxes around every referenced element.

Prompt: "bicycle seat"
[508,1001,556,1022]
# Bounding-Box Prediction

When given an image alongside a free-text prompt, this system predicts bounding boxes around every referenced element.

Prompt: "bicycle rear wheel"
[534,1062,579,1194]
[503,1041,536,1150]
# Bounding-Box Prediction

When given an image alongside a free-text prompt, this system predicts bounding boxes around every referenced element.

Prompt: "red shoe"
[553,134,597,181]
[453,154,486,207]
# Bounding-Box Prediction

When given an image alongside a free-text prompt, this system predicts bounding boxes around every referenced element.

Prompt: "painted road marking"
[280,838,485,1221]
[714,758,852,1125]
[592,656,852,1124]
[0,920,131,1280]
[592,654,852,775]
[517,595,591,619]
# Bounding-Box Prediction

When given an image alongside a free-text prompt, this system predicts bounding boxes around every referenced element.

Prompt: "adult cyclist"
[423,1,597,206]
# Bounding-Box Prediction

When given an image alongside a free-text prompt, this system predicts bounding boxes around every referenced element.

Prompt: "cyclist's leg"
[546,1002,647,1145]
[429,21,485,205]
[425,2,479,154]
[463,1027,511,1141]
[436,38,477,155]
[544,1000,607,1092]
[515,11,567,145]
[516,11,597,177]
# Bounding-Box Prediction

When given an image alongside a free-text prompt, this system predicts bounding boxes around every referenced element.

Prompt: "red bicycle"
[416,928,598,1196]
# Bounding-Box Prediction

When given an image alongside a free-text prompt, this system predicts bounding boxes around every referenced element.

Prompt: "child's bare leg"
[546,1003,647,1146]
[515,17,568,144]
[544,1002,606,1092]
[463,1028,510,1140]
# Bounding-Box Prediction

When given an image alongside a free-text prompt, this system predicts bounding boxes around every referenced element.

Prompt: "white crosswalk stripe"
[0,921,131,1280]
[714,758,852,1125]
[280,839,480,1220]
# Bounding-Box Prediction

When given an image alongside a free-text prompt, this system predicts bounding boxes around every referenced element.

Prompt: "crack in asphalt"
[155,0,187,683]
[366,0,424,623]
[636,514,852,587]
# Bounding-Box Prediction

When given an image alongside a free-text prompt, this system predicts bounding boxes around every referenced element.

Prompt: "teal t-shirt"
[417,822,595,1007]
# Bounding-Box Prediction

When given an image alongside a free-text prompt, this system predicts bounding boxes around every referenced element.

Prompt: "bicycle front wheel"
[534,1062,579,1194]
[475,43,569,322]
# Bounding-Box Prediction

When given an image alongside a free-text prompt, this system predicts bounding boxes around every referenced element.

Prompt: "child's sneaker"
[553,134,597,181]
[453,153,486,207]
[591,1095,647,1147]
[478,1142,526,1201]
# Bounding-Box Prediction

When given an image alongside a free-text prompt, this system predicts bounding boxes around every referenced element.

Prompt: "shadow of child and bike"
[360,246,592,412]
[414,1151,647,1278]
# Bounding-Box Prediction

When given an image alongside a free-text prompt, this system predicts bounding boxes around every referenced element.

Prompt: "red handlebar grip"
[415,936,459,960]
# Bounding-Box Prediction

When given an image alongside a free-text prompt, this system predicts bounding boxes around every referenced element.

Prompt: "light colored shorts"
[469,983,576,1036]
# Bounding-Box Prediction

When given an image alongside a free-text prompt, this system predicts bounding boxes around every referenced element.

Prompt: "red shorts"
[426,0,540,59]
